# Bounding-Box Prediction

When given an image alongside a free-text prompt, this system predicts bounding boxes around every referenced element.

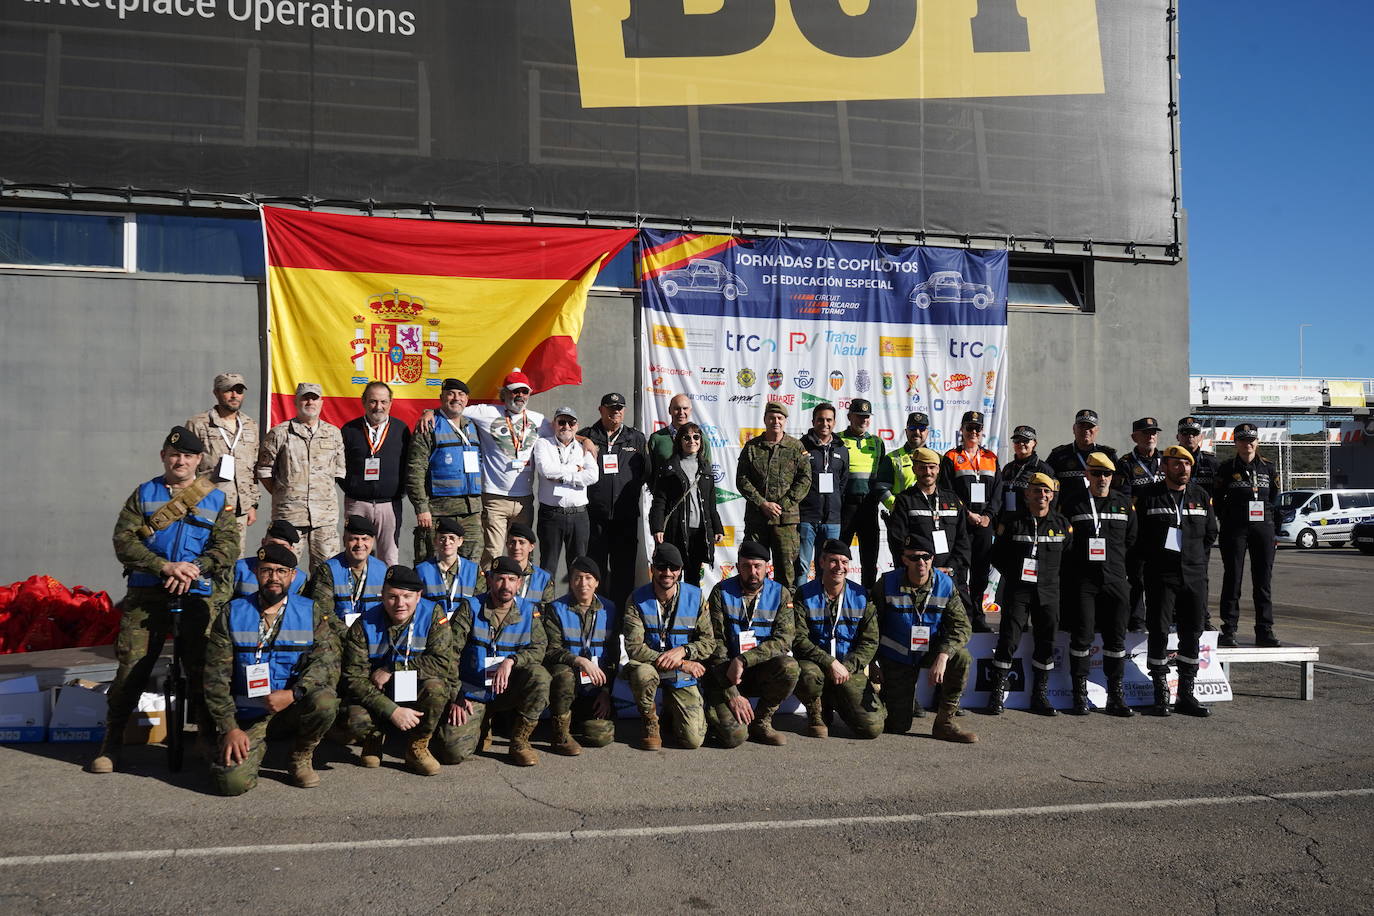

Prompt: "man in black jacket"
[797,402,849,584]
[886,448,970,585]
[1047,409,1120,497]
[1213,422,1281,648]
[579,392,651,609]
[340,381,411,566]
[990,424,1055,518]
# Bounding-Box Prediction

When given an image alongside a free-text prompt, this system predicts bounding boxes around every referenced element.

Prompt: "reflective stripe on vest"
[416,557,478,616]
[632,583,705,688]
[715,578,784,656]
[797,579,868,660]
[549,595,618,688]
[430,414,482,497]
[232,558,307,599]
[843,433,881,476]
[876,569,952,665]
[328,556,388,623]
[128,478,226,594]
[228,594,314,718]
[458,596,538,703]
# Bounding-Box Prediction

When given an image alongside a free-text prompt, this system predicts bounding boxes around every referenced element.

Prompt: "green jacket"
[341,605,455,720]
[736,434,812,526]
[790,590,880,674]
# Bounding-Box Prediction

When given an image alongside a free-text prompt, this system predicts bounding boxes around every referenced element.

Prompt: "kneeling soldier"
[543,557,619,754]
[792,539,884,739]
[416,517,479,619]
[874,534,978,742]
[703,540,800,747]
[438,556,551,766]
[205,544,339,794]
[622,544,714,750]
[342,565,453,775]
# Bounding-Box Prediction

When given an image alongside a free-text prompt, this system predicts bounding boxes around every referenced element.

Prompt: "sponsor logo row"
[653,325,1001,361]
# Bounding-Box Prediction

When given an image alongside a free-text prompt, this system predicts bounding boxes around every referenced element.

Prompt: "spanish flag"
[263,207,635,427]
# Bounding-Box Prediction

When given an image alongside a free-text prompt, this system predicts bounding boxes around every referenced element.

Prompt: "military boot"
[932,703,978,743]
[288,737,322,788]
[508,716,538,766]
[804,701,828,739]
[984,666,1009,715]
[1029,670,1058,716]
[1105,677,1135,718]
[405,736,441,776]
[1070,676,1091,716]
[86,736,121,774]
[550,712,583,756]
[1173,675,1211,717]
[478,709,494,752]
[359,735,384,767]
[748,705,787,746]
[1151,672,1172,717]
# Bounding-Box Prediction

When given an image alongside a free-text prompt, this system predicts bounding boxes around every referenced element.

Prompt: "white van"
[1275,489,1374,548]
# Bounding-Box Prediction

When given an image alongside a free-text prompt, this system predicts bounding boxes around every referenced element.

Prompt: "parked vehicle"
[1276,488,1374,548]
[1352,519,1374,555]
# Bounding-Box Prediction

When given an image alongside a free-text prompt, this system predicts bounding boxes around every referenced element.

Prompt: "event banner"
[262,207,633,427]
[639,230,1009,584]
[1327,380,1368,408]
[1191,376,1324,409]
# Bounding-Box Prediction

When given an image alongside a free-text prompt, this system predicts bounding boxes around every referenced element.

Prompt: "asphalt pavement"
[1,547,1371,914]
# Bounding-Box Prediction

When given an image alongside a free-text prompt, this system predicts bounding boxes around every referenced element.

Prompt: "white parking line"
[1,788,1371,867]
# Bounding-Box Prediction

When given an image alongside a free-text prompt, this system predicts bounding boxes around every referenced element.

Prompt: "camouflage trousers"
[434,665,551,763]
[293,523,341,574]
[794,660,885,740]
[346,677,449,745]
[209,686,339,796]
[547,663,616,747]
[743,520,802,589]
[703,655,801,748]
[412,509,483,565]
[624,661,706,749]
[104,589,212,746]
[877,648,972,735]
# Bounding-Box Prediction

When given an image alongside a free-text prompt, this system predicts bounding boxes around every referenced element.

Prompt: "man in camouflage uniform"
[406,378,484,564]
[341,565,454,775]
[203,544,340,794]
[736,402,812,588]
[791,539,884,739]
[89,427,240,774]
[185,371,260,556]
[475,523,555,605]
[543,557,619,754]
[257,382,346,572]
[703,541,800,747]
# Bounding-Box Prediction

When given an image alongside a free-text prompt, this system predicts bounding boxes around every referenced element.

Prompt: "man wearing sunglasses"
[873,533,977,743]
[581,392,652,611]
[990,425,1055,518]
[257,382,346,573]
[885,447,970,597]
[186,371,261,557]
[532,406,599,577]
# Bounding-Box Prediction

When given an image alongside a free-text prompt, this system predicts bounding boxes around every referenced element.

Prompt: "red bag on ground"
[0,576,119,654]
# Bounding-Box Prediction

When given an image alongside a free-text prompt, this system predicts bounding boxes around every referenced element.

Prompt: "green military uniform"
[736,434,812,588]
[340,604,454,748]
[875,576,973,734]
[703,581,800,746]
[791,587,885,739]
[405,420,484,563]
[877,445,921,511]
[203,596,340,796]
[474,562,555,606]
[542,597,617,748]
[622,588,715,749]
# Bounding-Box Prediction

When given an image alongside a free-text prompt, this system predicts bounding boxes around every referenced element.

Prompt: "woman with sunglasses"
[649,423,724,586]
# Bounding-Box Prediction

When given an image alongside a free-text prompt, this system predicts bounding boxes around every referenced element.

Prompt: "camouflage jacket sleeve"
[931,585,971,658]
[509,606,548,669]
[706,586,730,667]
[201,611,239,735]
[791,601,833,668]
[847,597,880,672]
[781,442,813,509]
[742,588,794,668]
[735,444,767,509]
[443,601,473,695]
[405,426,436,514]
[341,619,393,719]
[295,605,342,697]
[685,598,717,663]
[198,503,242,577]
[621,600,658,664]
[112,489,168,576]
[418,614,456,685]
[543,609,576,667]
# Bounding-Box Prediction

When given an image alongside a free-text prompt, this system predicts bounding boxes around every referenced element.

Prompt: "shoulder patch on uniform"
[532,611,541,618]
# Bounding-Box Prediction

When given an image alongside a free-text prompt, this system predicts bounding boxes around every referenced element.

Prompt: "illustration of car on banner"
[657,259,749,301]
[909,270,995,310]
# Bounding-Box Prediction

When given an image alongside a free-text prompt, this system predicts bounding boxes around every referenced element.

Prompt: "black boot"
[1029,669,1058,716]
[984,666,1008,715]
[1150,672,1172,717]
[1173,675,1211,717]
[1105,676,1135,718]
[1070,676,1091,716]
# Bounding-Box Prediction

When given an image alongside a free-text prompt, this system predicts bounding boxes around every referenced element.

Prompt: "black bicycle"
[163,598,187,772]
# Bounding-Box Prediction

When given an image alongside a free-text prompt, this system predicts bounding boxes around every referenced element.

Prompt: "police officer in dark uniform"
[1214,422,1281,648]
[886,447,971,586]
[1059,453,1138,716]
[1116,418,1166,631]
[1176,416,1220,495]
[580,392,651,611]
[984,472,1072,716]
[940,410,999,632]
[1047,409,1121,496]
[990,425,1054,517]
[1133,446,1217,716]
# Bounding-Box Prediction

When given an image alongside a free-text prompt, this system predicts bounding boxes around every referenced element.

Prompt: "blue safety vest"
[458,596,539,703]
[228,594,315,719]
[232,557,307,600]
[714,578,785,657]
[630,583,705,688]
[876,569,953,666]
[796,578,869,661]
[517,565,552,601]
[430,414,482,497]
[326,555,388,624]
[359,600,440,669]
[548,594,619,695]
[416,557,479,617]
[127,478,226,595]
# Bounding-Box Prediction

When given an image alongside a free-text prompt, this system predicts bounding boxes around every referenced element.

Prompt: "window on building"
[137,214,265,278]
[1007,255,1089,312]
[593,239,637,290]
[0,210,129,269]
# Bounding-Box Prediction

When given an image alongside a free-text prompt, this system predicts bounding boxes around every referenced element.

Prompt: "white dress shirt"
[532,435,599,507]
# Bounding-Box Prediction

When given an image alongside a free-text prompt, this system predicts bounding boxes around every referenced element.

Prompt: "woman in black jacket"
[649,423,723,587]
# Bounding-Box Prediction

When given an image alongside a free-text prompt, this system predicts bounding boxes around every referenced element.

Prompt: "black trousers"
[1218,523,1276,636]
[963,522,993,626]
[1067,578,1129,680]
[1145,575,1205,677]
[992,585,1058,670]
[840,494,880,590]
[537,505,590,578]
[587,512,641,610]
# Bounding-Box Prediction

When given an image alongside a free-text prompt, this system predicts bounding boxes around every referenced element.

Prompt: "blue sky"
[1182,2,1372,380]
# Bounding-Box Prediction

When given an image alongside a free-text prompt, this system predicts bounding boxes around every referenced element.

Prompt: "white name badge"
[578,657,600,686]
[1248,500,1265,522]
[931,528,949,555]
[910,625,931,652]
[737,629,758,653]
[602,453,619,474]
[969,482,986,505]
[1164,527,1183,552]
[484,656,503,687]
[1088,537,1107,561]
[244,662,271,698]
[463,450,480,473]
[508,457,528,472]
[344,612,361,628]
[1004,491,1017,512]
[1021,558,1039,582]
[818,472,835,494]
[215,454,236,482]
[257,465,272,479]
[363,456,380,480]
[391,669,418,703]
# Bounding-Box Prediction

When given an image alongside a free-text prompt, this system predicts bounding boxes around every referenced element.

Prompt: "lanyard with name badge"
[215,416,244,482]
[453,419,480,473]
[1022,518,1042,582]
[364,420,389,480]
[1164,491,1184,552]
[505,411,531,471]
[578,601,601,684]
[817,442,836,494]
[446,562,465,607]
[243,605,285,698]
[344,568,367,628]
[826,590,845,657]
[736,593,759,653]
[910,587,932,654]
[925,491,949,555]
[655,592,679,654]
[1087,495,1107,562]
[388,619,418,702]
[602,426,622,475]
[963,449,987,505]
[1247,466,1265,522]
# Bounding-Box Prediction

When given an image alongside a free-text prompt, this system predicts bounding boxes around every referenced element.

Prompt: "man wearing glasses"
[532,406,599,577]
[877,411,932,514]
[872,533,977,743]
[257,382,346,573]
[406,378,484,564]
[580,392,652,611]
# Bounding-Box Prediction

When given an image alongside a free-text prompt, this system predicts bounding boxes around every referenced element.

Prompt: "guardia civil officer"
[542,557,619,754]
[1047,409,1121,495]
[89,426,240,775]
[989,425,1055,517]
[1134,446,1217,716]
[790,539,884,739]
[1214,423,1281,648]
[838,399,886,589]
[204,544,340,794]
[984,473,1073,716]
[876,411,932,512]
[885,447,970,593]
[703,540,800,746]
[1116,418,1165,631]
[1059,453,1138,716]
[231,519,308,600]
[940,410,999,632]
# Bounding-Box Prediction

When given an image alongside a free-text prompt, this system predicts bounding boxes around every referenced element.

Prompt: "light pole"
[1299,323,1312,378]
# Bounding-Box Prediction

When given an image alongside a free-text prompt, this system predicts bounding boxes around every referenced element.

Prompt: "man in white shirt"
[532,406,600,577]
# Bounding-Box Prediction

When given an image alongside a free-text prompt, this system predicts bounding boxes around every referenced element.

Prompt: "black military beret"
[163,426,205,455]
[902,533,938,556]
[256,543,298,570]
[819,538,851,559]
[442,378,470,393]
[489,556,524,577]
[383,564,424,592]
[266,519,300,544]
[737,540,770,562]
[345,515,377,537]
[508,522,537,545]
[436,517,464,538]
[568,556,602,580]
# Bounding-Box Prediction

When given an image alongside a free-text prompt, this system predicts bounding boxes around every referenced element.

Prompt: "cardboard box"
[0,689,50,743]
[50,684,107,729]
[123,692,168,745]
[49,727,106,743]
